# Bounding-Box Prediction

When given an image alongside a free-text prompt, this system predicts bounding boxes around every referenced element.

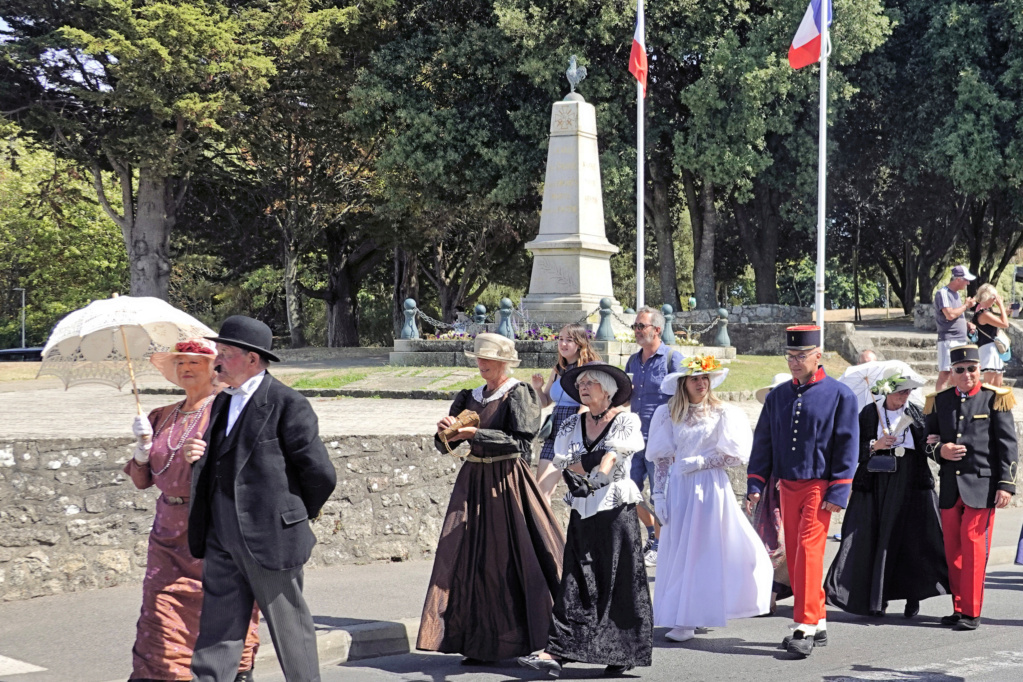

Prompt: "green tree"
[1,0,274,299]
[0,127,128,346]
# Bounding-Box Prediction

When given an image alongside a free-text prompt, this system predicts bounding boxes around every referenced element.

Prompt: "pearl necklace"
[152,394,215,476]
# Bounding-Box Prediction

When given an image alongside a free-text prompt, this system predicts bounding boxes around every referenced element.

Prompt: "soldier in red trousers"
[924,344,1017,631]
[746,326,860,657]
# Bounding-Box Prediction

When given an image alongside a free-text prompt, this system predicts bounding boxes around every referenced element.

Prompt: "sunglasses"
[784,353,812,363]
[631,323,657,331]
[953,365,978,374]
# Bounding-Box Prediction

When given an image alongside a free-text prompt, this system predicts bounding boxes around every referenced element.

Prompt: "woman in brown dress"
[125,339,259,682]
[417,333,565,665]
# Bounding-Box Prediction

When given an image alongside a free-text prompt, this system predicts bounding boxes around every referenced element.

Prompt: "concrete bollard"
[713,307,731,347]
[473,304,487,325]
[596,298,616,341]
[661,304,675,346]
[497,298,515,339]
[400,299,419,339]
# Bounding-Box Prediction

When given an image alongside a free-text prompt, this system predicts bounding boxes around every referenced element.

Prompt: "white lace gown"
[646,402,773,628]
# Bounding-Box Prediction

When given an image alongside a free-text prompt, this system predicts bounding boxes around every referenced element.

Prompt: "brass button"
[956,470,961,475]
[959,415,964,420]
[957,433,962,438]
[792,447,796,451]
[793,438,797,442]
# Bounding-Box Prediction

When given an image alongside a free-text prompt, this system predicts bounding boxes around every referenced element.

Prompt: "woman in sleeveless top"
[972,283,1009,386]
[531,323,601,501]
[124,339,259,682]
[417,333,565,665]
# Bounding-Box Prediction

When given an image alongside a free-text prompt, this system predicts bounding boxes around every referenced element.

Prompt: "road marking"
[829,650,1023,680]
[0,654,46,675]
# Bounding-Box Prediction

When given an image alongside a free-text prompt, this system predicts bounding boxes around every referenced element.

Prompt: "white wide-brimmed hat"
[755,372,793,404]
[660,355,729,394]
[464,332,521,367]
[871,366,926,395]
[149,338,217,387]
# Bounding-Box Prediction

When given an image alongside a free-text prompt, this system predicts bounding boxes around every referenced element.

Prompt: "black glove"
[563,469,596,498]
[587,471,610,490]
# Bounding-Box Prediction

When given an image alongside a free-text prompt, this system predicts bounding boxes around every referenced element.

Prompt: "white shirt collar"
[226,370,265,397]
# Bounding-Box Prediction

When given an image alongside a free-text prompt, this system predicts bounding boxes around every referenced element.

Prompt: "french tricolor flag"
[629,0,647,97]
[788,0,833,70]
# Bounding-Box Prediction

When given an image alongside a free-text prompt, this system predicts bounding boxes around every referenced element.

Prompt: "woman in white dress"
[646,356,773,643]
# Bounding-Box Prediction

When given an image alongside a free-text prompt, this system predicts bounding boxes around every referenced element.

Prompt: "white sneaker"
[665,627,696,642]
[644,548,658,567]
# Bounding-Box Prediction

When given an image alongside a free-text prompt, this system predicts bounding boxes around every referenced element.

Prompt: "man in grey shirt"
[934,265,977,391]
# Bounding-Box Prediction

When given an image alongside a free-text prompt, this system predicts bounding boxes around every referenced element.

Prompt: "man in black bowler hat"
[182,315,337,681]
[924,343,1017,631]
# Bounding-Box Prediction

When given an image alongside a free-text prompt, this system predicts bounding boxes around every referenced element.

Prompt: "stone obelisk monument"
[522,57,622,323]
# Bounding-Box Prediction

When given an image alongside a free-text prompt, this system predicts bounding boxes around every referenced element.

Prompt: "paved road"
[257,565,1023,682]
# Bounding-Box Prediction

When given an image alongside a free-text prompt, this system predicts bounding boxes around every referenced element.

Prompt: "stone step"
[867,335,935,349]
[878,348,935,362]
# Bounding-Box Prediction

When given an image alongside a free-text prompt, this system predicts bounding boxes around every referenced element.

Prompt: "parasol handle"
[866,377,888,436]
[119,324,143,416]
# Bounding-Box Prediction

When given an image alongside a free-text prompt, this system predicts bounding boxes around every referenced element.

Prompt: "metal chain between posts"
[679,320,718,338]
[414,308,455,331]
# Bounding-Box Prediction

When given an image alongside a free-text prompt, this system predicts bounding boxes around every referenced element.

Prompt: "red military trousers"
[779,479,832,626]
[940,496,995,618]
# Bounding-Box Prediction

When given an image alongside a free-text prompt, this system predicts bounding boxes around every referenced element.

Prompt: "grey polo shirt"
[934,286,968,342]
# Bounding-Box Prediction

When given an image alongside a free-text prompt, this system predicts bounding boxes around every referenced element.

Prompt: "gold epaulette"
[923,386,953,415]
[983,383,1016,412]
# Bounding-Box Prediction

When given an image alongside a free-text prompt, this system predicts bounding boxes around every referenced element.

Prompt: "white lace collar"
[472,378,521,405]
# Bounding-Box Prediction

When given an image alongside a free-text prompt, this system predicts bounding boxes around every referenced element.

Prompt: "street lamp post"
[12,287,25,348]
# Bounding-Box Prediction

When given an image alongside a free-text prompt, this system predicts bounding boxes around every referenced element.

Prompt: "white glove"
[676,456,705,476]
[651,492,667,525]
[132,415,153,464]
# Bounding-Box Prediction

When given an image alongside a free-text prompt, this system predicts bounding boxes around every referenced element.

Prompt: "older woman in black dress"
[417,333,565,665]
[518,363,652,678]
[825,369,949,617]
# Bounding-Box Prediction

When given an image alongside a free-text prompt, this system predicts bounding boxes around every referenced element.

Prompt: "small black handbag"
[867,453,897,473]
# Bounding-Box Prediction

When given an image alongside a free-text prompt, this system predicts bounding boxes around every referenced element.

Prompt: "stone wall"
[0,435,506,602]
[673,304,813,326]
[914,302,937,331]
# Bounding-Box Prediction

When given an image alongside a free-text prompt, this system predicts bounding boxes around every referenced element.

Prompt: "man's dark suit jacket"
[924,385,1018,510]
[188,372,337,570]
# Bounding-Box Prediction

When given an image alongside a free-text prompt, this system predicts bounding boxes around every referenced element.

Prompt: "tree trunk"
[732,186,780,305]
[853,211,862,322]
[325,268,360,347]
[282,239,307,348]
[128,170,174,298]
[392,247,419,338]
[693,179,717,309]
[647,156,681,312]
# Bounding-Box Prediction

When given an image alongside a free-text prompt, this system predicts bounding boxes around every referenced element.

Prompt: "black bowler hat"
[207,315,281,362]
[950,344,980,365]
[560,362,633,407]
[785,325,821,350]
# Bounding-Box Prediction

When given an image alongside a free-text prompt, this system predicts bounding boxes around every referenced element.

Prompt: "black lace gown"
[545,416,654,669]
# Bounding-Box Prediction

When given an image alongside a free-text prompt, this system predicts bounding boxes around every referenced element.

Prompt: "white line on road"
[829,650,1023,680]
[0,654,46,675]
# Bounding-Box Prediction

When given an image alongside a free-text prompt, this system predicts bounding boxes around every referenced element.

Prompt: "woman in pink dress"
[125,339,259,682]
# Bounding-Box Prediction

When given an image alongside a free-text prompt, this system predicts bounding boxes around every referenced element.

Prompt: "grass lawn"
[284,370,369,389]
[0,362,42,382]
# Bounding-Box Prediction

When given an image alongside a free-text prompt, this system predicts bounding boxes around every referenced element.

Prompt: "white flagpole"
[637,79,645,310]
[815,3,829,350]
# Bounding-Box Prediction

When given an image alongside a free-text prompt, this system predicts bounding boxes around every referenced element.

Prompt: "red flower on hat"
[174,339,215,355]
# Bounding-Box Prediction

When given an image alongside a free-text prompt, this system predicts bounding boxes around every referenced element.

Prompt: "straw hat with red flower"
[149,338,218,387]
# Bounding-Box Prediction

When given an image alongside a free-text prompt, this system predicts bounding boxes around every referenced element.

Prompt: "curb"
[254,617,421,675]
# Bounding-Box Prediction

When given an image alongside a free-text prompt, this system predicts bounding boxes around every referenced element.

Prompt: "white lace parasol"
[38,295,215,390]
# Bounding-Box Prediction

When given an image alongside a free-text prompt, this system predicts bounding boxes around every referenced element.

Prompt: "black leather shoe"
[904,599,920,618]
[786,631,814,657]
[940,612,962,626]
[518,654,562,678]
[782,629,828,648]
[234,671,254,682]
[953,616,980,631]
[604,664,633,676]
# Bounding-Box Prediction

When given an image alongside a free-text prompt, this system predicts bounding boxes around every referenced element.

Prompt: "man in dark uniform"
[924,343,1017,631]
[746,326,859,657]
